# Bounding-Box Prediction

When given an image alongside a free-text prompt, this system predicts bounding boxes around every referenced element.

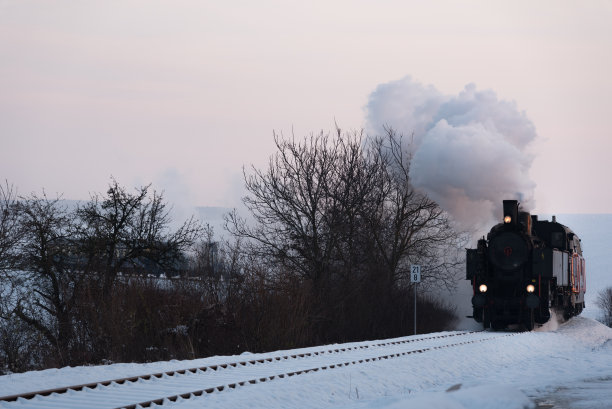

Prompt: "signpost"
[410,264,421,335]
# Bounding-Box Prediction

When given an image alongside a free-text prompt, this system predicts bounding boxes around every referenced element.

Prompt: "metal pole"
[414,283,417,335]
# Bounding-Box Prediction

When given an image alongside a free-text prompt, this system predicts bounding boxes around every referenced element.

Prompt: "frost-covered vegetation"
[0,129,463,374]
[595,287,612,327]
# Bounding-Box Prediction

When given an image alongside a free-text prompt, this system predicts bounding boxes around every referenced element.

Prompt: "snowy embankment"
[1,316,611,409]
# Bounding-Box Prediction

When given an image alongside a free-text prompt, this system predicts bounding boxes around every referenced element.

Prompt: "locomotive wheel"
[524,309,535,331]
[491,321,505,330]
[473,307,484,323]
[482,308,491,329]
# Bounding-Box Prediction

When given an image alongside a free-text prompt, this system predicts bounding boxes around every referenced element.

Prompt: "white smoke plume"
[366,76,537,234]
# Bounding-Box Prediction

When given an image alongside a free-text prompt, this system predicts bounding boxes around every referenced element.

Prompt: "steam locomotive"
[466,200,586,330]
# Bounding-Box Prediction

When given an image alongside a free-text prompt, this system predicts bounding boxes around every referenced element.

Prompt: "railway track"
[0,331,518,409]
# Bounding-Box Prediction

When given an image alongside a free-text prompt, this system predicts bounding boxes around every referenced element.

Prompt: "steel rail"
[121,332,518,409]
[0,331,478,404]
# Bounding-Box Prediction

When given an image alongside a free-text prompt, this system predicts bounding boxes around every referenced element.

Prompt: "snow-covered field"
[1,316,611,409]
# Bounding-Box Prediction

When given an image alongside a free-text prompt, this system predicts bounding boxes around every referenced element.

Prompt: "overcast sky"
[2,0,611,217]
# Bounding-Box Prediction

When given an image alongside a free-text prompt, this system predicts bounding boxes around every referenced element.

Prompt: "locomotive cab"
[466,200,585,330]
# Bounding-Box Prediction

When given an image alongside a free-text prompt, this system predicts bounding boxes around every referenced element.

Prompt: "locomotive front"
[467,200,541,330]
[467,200,586,330]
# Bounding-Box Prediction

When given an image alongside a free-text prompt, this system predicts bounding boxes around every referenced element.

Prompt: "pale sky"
[2,0,611,215]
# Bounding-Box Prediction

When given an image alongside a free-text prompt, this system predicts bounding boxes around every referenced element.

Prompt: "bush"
[596,287,612,327]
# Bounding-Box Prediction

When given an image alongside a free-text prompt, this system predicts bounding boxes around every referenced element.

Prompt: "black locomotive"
[466,200,585,330]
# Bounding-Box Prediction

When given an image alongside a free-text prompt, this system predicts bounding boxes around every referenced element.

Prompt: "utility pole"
[411,264,421,335]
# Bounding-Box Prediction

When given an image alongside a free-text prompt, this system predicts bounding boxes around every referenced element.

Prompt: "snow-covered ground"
[1,316,611,409]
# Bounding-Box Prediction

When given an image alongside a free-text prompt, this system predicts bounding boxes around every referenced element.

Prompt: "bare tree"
[75,178,203,299]
[3,179,204,366]
[365,129,466,293]
[227,129,464,289]
[596,287,612,327]
[0,181,52,372]
[0,181,22,275]
[226,128,463,341]
[227,131,342,286]
[11,193,82,366]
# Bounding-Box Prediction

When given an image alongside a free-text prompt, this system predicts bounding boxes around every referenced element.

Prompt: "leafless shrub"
[596,287,612,327]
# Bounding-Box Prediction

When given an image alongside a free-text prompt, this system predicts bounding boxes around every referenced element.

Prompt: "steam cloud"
[366,76,537,233]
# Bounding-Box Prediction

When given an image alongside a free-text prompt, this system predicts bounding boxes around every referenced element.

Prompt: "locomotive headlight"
[526,284,536,293]
[479,284,488,293]
[504,215,512,224]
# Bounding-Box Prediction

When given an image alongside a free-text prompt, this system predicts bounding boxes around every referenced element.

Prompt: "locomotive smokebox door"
[503,200,519,226]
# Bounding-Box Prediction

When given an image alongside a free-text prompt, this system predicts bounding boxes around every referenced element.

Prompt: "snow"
[1,317,611,408]
[345,385,535,409]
